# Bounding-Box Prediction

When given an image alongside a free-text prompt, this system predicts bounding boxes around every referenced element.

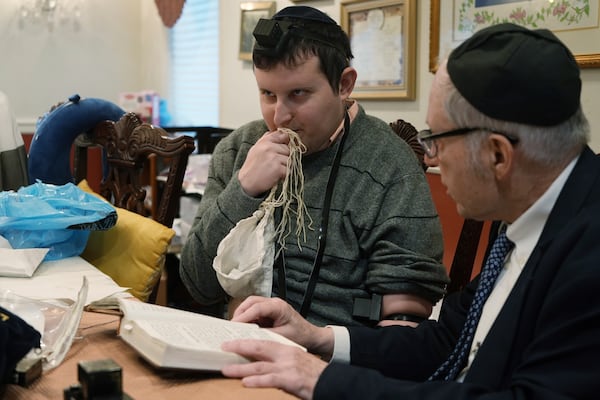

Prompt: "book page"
[119,298,230,324]
[135,318,300,350]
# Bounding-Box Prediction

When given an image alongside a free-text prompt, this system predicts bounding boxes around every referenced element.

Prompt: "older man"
[218,23,600,400]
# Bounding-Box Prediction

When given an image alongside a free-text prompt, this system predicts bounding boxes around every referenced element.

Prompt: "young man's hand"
[238,130,290,197]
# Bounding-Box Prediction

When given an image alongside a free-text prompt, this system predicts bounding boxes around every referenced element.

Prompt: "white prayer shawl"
[0,91,28,191]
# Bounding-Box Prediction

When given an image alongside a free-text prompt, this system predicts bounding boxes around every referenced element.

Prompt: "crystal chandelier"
[19,0,82,31]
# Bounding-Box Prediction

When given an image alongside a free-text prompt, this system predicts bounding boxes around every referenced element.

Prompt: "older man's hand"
[230,296,335,358]
[222,339,326,400]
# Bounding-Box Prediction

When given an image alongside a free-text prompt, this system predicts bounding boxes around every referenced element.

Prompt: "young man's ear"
[339,67,357,98]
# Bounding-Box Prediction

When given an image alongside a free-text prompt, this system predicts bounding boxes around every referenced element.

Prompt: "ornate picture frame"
[429,0,600,72]
[239,2,276,61]
[341,0,417,100]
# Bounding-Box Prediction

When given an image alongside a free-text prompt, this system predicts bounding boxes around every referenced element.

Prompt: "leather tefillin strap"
[276,112,350,318]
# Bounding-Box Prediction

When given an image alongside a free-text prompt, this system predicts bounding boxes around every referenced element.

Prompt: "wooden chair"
[73,112,195,304]
[389,118,487,297]
[389,119,427,171]
[444,219,486,295]
[162,126,233,154]
[73,112,195,228]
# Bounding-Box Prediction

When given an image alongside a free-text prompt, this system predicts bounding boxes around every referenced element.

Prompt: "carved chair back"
[73,112,195,228]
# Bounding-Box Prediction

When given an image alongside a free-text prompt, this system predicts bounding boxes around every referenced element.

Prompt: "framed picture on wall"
[429,0,600,72]
[341,0,417,100]
[239,2,276,61]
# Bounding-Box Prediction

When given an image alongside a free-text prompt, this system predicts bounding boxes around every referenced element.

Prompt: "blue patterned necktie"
[429,228,515,381]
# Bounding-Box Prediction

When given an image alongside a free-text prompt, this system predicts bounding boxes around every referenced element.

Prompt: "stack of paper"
[0,235,48,277]
[0,256,129,306]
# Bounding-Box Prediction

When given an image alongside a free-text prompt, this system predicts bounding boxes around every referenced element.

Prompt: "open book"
[118,298,304,371]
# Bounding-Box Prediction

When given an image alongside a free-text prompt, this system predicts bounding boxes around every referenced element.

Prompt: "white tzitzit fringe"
[262,128,313,254]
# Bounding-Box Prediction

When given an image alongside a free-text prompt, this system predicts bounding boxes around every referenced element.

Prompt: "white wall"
[1,0,599,151]
[219,0,600,151]
[0,0,167,133]
[219,0,431,131]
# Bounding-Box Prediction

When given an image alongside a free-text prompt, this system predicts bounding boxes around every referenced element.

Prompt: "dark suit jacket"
[314,147,600,399]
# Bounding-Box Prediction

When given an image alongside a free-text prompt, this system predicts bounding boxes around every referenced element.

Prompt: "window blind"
[169,0,219,126]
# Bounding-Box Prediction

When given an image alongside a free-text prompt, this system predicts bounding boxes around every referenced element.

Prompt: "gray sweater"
[180,106,448,326]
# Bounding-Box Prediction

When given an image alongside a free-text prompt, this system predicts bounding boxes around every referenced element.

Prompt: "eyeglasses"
[417,127,519,158]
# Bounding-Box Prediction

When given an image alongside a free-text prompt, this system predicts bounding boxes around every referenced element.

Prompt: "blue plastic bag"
[0,181,117,260]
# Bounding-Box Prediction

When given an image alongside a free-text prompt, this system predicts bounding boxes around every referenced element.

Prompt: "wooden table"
[4,311,296,399]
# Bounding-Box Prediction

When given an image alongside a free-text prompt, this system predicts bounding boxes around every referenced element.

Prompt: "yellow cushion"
[77,180,175,301]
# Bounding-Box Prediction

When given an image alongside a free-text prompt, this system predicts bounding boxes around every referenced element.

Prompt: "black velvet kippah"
[273,6,336,24]
[447,23,581,126]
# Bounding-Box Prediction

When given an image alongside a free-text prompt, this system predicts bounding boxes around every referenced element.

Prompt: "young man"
[180,6,448,326]
[219,23,600,399]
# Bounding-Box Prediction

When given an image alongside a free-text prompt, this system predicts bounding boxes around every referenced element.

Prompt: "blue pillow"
[28,94,125,185]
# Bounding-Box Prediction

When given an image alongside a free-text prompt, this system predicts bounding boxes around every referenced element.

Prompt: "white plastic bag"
[0,276,88,371]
